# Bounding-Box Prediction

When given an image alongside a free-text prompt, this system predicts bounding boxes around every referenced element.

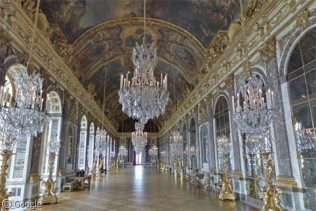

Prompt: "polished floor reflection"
[32,166,258,211]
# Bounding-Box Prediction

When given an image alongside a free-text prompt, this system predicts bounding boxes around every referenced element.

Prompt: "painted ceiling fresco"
[40,0,246,132]
[73,20,204,85]
[41,0,243,47]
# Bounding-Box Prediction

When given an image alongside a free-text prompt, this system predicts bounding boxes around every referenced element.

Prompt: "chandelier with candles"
[170,131,183,157]
[233,71,273,135]
[118,0,168,125]
[132,121,147,154]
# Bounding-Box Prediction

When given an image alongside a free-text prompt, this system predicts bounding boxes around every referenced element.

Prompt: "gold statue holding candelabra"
[217,135,237,201]
[39,136,60,205]
[219,153,237,201]
[91,158,97,181]
[0,151,12,211]
[261,151,283,211]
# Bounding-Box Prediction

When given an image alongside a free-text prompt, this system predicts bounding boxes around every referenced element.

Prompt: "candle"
[232,96,235,113]
[46,94,50,111]
[237,93,240,112]
[40,98,44,110]
[120,74,123,90]
[271,91,274,108]
[0,86,3,106]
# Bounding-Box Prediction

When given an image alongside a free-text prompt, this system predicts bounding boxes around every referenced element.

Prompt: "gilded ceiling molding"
[0,0,118,137]
[73,17,204,51]
[157,0,314,137]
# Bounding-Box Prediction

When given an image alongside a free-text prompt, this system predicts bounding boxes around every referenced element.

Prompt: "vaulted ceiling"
[41,0,244,132]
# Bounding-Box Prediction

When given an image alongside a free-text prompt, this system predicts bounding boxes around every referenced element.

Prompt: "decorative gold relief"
[198,102,208,123]
[49,24,73,65]
[259,37,276,60]
[246,0,267,18]
[224,74,234,89]
[295,9,310,28]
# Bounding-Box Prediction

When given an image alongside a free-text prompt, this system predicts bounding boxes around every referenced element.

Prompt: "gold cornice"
[157,0,315,137]
[73,17,205,52]
[1,0,118,137]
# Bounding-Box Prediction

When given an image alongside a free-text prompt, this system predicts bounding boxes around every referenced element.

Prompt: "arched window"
[41,91,62,179]
[200,125,209,170]
[214,96,230,172]
[287,28,316,208]
[87,122,95,173]
[78,115,88,170]
[190,118,197,170]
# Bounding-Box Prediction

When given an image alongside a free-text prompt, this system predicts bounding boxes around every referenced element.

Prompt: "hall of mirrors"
[0,0,315,210]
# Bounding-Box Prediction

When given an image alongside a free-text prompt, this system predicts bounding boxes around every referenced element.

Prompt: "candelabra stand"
[98,156,103,178]
[91,158,97,182]
[249,153,257,198]
[178,159,185,182]
[39,152,58,204]
[219,153,237,201]
[0,151,11,211]
[261,151,283,211]
[173,156,178,179]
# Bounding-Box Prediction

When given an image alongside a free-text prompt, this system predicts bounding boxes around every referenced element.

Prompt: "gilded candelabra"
[39,152,58,204]
[219,153,237,201]
[261,151,283,211]
[98,157,103,177]
[173,156,178,179]
[91,158,97,181]
[0,151,11,211]
[178,159,185,181]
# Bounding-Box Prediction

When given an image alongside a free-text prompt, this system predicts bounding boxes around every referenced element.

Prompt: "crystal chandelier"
[217,135,231,155]
[148,144,158,157]
[48,135,61,154]
[95,128,108,156]
[118,145,128,157]
[132,122,147,154]
[295,122,315,152]
[118,0,169,124]
[170,131,183,157]
[233,72,273,134]
[0,68,48,151]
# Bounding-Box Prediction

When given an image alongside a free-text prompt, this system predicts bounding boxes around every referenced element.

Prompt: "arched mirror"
[287,28,316,209]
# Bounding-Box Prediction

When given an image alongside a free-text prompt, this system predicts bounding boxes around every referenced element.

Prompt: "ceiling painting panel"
[41,0,244,47]
[74,19,204,85]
